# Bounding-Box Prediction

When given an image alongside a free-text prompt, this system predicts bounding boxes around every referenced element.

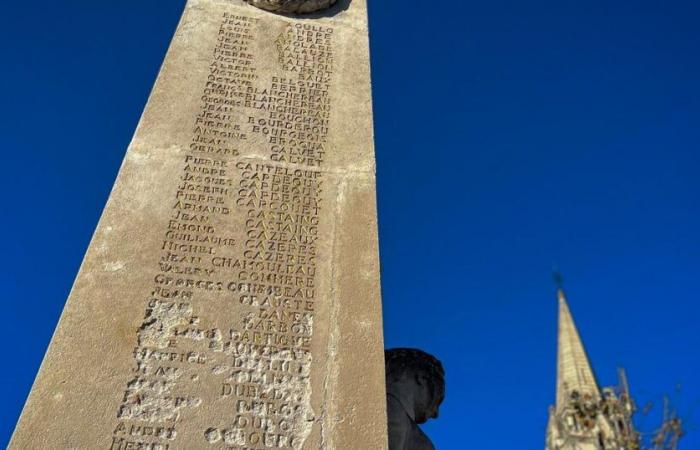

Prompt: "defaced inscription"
[111,12,335,450]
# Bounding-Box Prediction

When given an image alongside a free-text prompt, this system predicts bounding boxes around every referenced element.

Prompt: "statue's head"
[385,348,445,424]
[245,0,338,14]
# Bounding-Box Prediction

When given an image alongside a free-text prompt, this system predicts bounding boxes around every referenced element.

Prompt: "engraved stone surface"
[10,0,386,448]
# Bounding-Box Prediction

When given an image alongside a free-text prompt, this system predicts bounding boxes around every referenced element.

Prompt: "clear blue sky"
[2,1,699,448]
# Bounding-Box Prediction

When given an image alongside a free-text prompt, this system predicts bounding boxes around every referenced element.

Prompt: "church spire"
[547,282,641,450]
[556,288,600,409]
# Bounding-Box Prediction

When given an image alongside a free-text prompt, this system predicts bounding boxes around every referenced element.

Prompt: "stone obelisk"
[10,0,387,448]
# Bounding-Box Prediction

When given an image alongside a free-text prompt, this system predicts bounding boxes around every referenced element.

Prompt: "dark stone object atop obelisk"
[245,0,337,13]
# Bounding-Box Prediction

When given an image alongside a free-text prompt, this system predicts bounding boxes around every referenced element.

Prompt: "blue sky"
[2,1,699,448]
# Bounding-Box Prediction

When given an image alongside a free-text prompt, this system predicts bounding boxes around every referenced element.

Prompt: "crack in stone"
[318,174,347,449]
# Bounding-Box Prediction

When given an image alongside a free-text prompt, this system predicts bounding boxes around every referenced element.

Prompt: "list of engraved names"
[111,13,334,450]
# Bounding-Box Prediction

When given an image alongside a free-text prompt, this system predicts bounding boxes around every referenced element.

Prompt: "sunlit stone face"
[9,0,386,448]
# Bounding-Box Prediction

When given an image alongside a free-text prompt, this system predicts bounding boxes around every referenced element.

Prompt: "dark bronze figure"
[385,348,445,450]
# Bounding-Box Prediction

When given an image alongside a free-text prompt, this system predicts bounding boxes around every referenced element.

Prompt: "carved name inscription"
[111,14,334,450]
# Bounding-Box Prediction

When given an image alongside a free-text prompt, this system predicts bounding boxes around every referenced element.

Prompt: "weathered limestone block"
[10,0,387,448]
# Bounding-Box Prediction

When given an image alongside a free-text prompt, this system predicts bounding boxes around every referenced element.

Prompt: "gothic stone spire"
[547,288,640,450]
[556,289,600,409]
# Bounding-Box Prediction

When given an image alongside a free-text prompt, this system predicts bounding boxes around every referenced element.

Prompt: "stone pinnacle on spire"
[556,288,601,409]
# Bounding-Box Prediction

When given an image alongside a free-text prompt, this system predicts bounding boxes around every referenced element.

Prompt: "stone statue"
[245,0,338,14]
[385,348,445,450]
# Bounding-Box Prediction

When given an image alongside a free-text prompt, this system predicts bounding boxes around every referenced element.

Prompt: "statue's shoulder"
[386,395,436,450]
[410,425,436,450]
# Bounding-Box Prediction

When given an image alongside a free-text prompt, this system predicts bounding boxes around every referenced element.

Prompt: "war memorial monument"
[10,0,391,448]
